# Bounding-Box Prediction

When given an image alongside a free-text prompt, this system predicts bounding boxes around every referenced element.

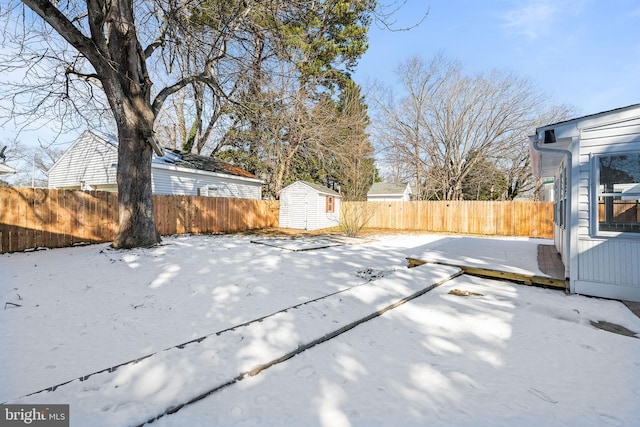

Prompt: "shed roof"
[284,181,341,196]
[367,182,409,196]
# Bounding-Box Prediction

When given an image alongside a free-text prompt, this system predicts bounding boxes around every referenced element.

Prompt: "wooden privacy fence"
[0,188,279,253]
[343,200,554,238]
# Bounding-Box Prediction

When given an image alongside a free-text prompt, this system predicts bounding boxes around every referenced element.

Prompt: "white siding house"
[279,181,341,230]
[367,182,412,202]
[48,131,119,191]
[48,131,263,198]
[0,163,17,178]
[530,103,640,302]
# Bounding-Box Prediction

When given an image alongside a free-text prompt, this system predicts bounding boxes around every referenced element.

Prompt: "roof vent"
[543,129,556,144]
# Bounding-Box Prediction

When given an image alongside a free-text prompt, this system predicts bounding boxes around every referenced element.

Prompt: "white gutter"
[529,134,573,288]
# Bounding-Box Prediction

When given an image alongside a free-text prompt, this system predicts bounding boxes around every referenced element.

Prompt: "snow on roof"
[158,150,257,179]
[84,131,256,179]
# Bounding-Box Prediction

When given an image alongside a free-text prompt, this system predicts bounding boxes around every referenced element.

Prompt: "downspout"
[529,135,573,290]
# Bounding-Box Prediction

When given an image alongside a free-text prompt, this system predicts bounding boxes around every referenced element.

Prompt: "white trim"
[591,150,640,239]
[575,280,640,302]
[569,137,580,294]
[151,162,264,184]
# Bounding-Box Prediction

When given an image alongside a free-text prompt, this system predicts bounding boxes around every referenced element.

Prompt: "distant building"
[48,131,263,199]
[0,163,17,178]
[367,182,412,202]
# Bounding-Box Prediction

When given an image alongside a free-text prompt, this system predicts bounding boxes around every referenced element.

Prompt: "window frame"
[593,151,640,237]
[325,195,335,213]
[553,163,567,229]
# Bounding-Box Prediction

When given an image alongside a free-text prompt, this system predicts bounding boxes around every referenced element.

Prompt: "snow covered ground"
[1,233,639,426]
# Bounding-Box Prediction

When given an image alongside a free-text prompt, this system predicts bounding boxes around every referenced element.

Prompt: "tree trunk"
[113,124,160,249]
[101,0,161,249]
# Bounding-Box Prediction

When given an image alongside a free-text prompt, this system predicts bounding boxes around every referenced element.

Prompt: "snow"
[406,234,545,276]
[1,233,639,426]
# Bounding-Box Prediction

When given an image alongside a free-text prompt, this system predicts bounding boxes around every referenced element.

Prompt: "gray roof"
[87,131,257,180]
[158,149,257,179]
[298,181,341,196]
[367,182,409,195]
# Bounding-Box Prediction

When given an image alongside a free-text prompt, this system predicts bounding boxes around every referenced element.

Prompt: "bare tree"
[371,54,573,201]
[0,138,65,187]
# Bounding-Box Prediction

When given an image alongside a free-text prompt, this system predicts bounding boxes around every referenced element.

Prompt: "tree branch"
[152,74,225,117]
[22,0,105,68]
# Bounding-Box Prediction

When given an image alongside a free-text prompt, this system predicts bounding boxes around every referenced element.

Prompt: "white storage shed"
[279,181,341,230]
[530,104,640,302]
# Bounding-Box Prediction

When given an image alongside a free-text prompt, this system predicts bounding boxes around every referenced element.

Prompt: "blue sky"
[353,0,640,115]
[3,0,639,166]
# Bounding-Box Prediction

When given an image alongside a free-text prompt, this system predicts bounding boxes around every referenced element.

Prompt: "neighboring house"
[0,163,17,178]
[279,181,341,230]
[48,131,263,199]
[529,103,640,302]
[367,182,412,202]
[536,178,555,202]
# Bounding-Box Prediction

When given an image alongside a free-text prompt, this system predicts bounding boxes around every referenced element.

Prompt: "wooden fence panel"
[1,189,549,253]
[1,189,280,253]
[343,200,553,239]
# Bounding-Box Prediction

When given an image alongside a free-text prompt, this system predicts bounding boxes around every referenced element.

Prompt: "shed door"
[288,190,308,229]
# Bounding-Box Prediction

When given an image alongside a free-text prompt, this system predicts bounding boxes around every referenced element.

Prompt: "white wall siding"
[576,238,640,300]
[151,167,261,199]
[278,191,291,228]
[577,162,590,237]
[580,116,640,147]
[48,132,118,189]
[313,195,340,229]
[573,112,640,301]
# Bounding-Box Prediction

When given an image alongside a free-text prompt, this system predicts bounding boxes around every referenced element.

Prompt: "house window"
[554,165,567,229]
[198,186,219,197]
[326,196,335,213]
[597,153,640,233]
